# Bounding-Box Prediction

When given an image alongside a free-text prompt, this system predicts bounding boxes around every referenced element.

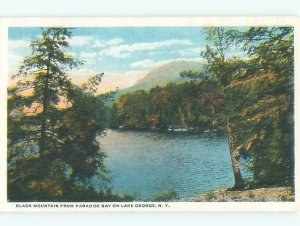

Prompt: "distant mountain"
[132,60,204,90]
[104,60,204,106]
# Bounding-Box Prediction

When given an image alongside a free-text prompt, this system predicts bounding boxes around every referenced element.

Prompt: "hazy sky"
[8,27,209,92]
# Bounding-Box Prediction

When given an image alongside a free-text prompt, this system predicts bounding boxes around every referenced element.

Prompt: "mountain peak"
[133,60,203,90]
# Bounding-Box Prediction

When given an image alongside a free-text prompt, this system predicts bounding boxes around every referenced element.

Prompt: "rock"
[183,186,294,202]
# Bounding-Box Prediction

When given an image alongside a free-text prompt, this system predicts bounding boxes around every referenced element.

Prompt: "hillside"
[133,60,203,90]
[103,60,204,106]
[119,60,203,94]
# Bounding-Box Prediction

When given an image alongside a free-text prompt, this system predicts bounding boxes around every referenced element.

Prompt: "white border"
[0,17,299,212]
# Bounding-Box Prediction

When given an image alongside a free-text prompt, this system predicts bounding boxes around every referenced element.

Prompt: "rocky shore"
[183,187,294,202]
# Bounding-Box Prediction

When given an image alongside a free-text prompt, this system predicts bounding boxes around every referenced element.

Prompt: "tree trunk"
[40,82,48,155]
[226,121,244,189]
[40,55,51,156]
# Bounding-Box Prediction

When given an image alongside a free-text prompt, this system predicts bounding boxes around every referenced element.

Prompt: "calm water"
[97,129,236,198]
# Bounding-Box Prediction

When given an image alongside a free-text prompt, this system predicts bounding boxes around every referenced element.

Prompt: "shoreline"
[182,186,294,202]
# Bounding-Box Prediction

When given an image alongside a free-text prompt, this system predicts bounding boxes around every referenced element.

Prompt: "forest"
[111,27,294,190]
[7,26,294,201]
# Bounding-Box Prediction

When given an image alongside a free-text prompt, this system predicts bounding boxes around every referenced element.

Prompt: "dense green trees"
[184,26,293,188]
[7,28,131,201]
[229,27,294,187]
[8,26,293,201]
[111,81,222,131]
[197,27,247,188]
[112,26,294,189]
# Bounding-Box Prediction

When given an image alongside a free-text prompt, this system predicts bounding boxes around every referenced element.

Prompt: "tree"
[9,28,82,156]
[111,90,151,129]
[181,27,246,189]
[181,26,294,189]
[7,28,109,201]
[229,27,294,187]
[111,81,221,132]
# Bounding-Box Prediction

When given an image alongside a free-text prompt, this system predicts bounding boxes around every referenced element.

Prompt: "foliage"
[199,27,294,187]
[111,81,223,131]
[231,27,294,187]
[112,26,294,189]
[153,189,178,201]
[7,28,113,201]
[8,26,294,201]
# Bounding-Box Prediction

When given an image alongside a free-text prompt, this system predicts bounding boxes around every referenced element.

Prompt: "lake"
[97,129,239,199]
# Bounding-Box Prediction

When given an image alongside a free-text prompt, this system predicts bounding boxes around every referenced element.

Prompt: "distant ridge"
[104,60,204,105]
[122,60,204,94]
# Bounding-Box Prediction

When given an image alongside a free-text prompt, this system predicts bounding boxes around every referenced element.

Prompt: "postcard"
[0,17,299,212]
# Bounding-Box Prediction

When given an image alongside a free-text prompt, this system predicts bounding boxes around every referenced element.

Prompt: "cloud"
[69,68,146,93]
[79,52,97,59]
[69,36,92,46]
[92,38,124,48]
[176,47,203,57]
[8,53,24,78]
[130,59,157,69]
[8,53,23,65]
[8,40,31,73]
[69,67,100,82]
[79,51,102,65]
[70,57,204,93]
[70,36,124,49]
[99,39,194,58]
[8,39,31,50]
[98,70,146,93]
[106,38,124,46]
[129,57,204,70]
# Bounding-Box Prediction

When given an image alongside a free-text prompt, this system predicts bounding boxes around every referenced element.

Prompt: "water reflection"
[97,129,237,198]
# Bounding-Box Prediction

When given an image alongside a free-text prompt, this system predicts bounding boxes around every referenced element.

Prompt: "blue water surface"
[97,129,242,198]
